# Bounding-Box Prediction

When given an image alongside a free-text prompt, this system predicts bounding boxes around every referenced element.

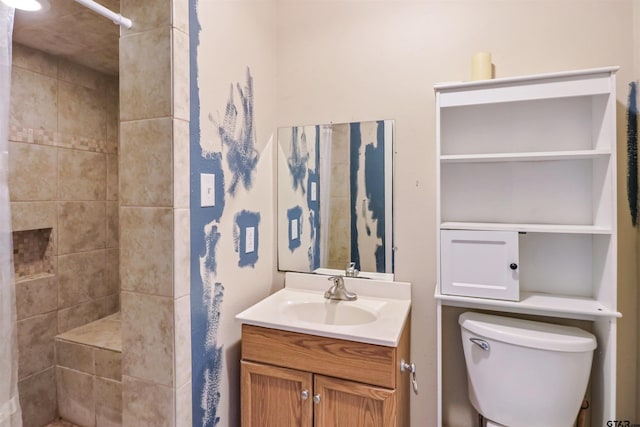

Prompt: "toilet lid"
[459,312,597,352]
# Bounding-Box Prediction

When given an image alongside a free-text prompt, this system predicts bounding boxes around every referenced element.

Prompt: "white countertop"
[236,272,411,347]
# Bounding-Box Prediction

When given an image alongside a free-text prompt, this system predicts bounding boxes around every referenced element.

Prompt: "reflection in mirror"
[277,120,393,280]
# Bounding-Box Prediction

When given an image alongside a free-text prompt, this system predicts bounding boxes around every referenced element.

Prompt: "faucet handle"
[327,275,342,285]
[345,262,359,277]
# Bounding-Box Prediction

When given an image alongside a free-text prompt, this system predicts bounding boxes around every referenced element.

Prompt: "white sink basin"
[236,272,411,346]
[282,301,378,326]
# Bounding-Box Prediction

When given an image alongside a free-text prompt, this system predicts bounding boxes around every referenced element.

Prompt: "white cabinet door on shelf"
[440,229,519,301]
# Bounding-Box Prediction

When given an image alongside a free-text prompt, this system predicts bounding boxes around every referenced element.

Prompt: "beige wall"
[8,42,119,426]
[277,1,637,425]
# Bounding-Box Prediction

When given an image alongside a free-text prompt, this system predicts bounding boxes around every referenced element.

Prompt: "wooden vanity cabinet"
[240,323,410,427]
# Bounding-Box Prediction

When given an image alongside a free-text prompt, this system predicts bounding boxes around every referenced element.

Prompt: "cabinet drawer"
[241,324,397,389]
[441,229,519,301]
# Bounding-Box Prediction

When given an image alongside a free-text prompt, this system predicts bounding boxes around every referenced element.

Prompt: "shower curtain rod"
[74,0,132,29]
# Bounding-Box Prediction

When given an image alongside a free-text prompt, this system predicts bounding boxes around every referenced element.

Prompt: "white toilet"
[459,312,596,427]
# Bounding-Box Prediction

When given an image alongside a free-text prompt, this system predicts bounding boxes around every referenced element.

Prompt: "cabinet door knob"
[509,263,518,270]
[313,394,321,404]
[301,390,309,400]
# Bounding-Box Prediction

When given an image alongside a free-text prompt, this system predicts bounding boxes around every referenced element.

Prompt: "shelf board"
[435,66,618,107]
[434,66,620,91]
[440,222,612,234]
[435,289,621,320]
[440,149,611,163]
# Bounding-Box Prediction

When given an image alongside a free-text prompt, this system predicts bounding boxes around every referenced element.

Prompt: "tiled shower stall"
[9,42,120,426]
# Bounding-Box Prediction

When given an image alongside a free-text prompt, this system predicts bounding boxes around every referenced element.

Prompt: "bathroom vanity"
[434,67,620,426]
[237,273,412,427]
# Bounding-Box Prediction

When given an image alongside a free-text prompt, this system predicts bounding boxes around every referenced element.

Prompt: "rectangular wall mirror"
[277,119,394,280]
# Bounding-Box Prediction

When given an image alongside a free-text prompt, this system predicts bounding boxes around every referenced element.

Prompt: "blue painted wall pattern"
[365,121,386,272]
[307,126,321,270]
[287,126,309,193]
[284,125,320,269]
[349,122,362,270]
[349,121,386,273]
[189,1,263,425]
[234,210,260,267]
[210,67,259,197]
[287,205,302,251]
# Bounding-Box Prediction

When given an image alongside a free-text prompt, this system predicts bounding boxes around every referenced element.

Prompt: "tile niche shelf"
[434,66,620,427]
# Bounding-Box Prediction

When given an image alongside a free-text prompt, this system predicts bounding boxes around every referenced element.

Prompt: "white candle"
[471,52,492,80]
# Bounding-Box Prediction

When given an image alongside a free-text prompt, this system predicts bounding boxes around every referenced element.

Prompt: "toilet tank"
[459,312,596,427]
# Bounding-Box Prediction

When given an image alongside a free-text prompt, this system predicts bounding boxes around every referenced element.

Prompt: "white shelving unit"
[434,67,620,426]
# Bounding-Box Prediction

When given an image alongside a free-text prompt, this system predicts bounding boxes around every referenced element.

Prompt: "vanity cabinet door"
[313,375,396,427]
[241,361,313,427]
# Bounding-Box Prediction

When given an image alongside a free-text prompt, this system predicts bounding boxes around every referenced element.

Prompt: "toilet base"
[484,419,506,427]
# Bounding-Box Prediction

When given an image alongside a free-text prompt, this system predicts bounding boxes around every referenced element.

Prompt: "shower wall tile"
[56,340,95,375]
[121,0,171,35]
[15,274,57,320]
[58,58,109,91]
[122,376,174,427]
[172,29,190,122]
[330,161,350,198]
[95,377,123,427]
[17,311,57,379]
[174,295,191,388]
[120,117,173,207]
[13,228,55,278]
[12,43,58,78]
[58,250,106,308]
[11,201,57,232]
[10,67,58,131]
[58,149,106,201]
[172,0,189,34]
[175,380,192,427]
[173,209,190,298]
[119,207,173,296]
[104,294,120,315]
[10,43,121,427]
[106,201,119,248]
[106,154,118,201]
[106,80,120,147]
[120,27,172,121]
[57,366,96,427]
[95,349,122,381]
[59,81,108,141]
[18,366,57,427]
[58,299,108,334]
[57,201,106,254]
[8,141,57,201]
[173,119,189,209]
[121,292,174,386]
[105,248,119,297]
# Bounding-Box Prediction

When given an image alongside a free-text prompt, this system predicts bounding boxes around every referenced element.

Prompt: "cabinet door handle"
[301,390,309,400]
[509,263,518,270]
[313,394,321,404]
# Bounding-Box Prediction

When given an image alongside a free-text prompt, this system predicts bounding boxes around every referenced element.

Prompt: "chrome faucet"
[324,275,357,301]
[345,262,359,277]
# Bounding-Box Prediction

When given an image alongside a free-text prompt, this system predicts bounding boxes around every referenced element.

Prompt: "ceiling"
[13,0,120,75]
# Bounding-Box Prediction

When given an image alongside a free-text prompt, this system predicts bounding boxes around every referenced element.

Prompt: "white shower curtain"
[0,4,22,427]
